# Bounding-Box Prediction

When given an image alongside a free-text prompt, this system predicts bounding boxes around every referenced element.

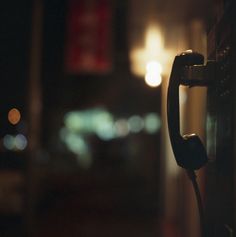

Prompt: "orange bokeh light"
[8,108,21,125]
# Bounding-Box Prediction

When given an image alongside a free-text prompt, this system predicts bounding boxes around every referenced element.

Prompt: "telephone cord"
[186,169,207,237]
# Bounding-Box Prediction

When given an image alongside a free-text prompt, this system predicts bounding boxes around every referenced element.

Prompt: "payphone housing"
[167,1,235,236]
[204,0,235,236]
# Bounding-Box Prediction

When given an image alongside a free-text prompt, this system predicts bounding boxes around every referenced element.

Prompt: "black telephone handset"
[167,50,209,170]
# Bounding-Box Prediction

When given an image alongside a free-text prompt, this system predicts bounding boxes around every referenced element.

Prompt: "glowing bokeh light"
[128,115,144,133]
[114,119,129,137]
[146,61,162,74]
[95,122,115,141]
[129,24,171,79]
[93,110,115,140]
[8,108,21,125]
[64,109,114,134]
[145,61,162,87]
[145,25,164,55]
[15,134,28,150]
[64,112,84,131]
[62,108,161,155]
[65,134,86,154]
[64,133,92,168]
[3,134,27,151]
[144,113,161,134]
[3,135,15,150]
[145,73,162,87]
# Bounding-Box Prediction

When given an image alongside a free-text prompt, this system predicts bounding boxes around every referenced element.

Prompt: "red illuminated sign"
[65,0,112,74]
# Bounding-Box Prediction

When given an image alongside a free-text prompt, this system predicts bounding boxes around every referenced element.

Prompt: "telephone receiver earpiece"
[167,50,208,170]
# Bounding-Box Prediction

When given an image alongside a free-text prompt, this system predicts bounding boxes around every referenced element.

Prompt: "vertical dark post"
[28,0,43,152]
[27,0,43,234]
